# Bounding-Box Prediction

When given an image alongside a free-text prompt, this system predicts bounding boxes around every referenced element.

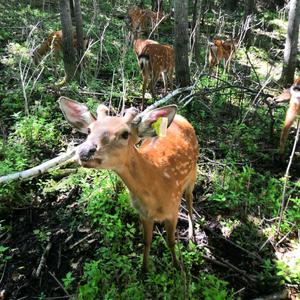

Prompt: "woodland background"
[0,0,299,299]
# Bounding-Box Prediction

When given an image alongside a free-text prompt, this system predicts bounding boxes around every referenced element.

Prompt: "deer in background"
[138,42,174,108]
[278,77,300,160]
[208,38,236,71]
[58,97,198,272]
[127,6,164,38]
[127,6,147,37]
[32,30,88,65]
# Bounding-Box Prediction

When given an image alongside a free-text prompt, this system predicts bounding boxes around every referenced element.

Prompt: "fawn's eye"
[293,85,300,91]
[87,128,91,134]
[121,131,129,139]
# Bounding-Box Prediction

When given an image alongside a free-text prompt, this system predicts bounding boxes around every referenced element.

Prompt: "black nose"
[78,145,97,161]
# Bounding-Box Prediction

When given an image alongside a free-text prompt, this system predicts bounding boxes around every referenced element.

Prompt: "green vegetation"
[0,0,299,299]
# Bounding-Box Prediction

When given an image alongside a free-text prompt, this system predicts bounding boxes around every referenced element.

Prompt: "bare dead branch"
[33,242,52,278]
[143,86,194,113]
[203,254,258,282]
[48,271,70,296]
[0,148,77,184]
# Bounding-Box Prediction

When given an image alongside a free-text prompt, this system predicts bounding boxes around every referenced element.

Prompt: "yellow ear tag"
[160,117,168,137]
[151,117,168,137]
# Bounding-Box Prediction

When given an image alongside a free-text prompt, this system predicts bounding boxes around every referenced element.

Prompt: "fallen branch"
[203,254,258,283]
[0,148,77,184]
[33,241,52,278]
[203,224,264,263]
[69,232,94,250]
[189,204,264,262]
[48,271,70,297]
[0,261,7,286]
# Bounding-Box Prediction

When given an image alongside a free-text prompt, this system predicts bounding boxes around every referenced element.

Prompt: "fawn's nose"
[77,144,97,161]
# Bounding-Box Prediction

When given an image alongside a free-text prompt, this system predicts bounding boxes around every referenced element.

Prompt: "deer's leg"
[142,71,150,110]
[168,69,174,92]
[165,216,179,269]
[280,102,300,159]
[224,52,232,72]
[141,217,154,273]
[185,179,196,241]
[161,71,167,94]
[224,57,229,72]
[209,46,218,72]
[149,73,159,99]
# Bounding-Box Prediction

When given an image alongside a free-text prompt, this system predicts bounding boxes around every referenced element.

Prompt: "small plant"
[38,292,46,300]
[0,245,11,270]
[275,243,300,286]
[63,272,75,291]
[33,229,50,246]
[201,274,233,300]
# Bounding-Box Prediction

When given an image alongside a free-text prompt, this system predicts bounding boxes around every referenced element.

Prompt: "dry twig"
[48,271,70,296]
[34,242,52,278]
[203,254,258,283]
[69,232,94,250]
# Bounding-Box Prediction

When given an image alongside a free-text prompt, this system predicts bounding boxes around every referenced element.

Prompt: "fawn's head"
[291,77,300,98]
[127,6,146,39]
[59,97,177,170]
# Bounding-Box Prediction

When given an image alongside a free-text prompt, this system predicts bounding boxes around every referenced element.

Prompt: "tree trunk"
[69,0,75,19]
[244,0,256,18]
[281,0,300,85]
[152,0,163,11]
[192,0,198,30]
[174,0,190,87]
[59,0,76,83]
[224,0,238,11]
[192,0,202,67]
[74,0,84,61]
[266,0,286,10]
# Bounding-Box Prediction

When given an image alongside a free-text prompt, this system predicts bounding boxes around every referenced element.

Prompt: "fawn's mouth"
[79,155,95,162]
[78,156,103,168]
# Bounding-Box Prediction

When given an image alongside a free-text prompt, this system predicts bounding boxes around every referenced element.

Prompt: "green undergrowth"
[42,169,235,299]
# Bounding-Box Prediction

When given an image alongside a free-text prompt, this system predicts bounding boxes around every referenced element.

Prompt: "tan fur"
[133,38,158,57]
[208,38,235,71]
[59,99,199,272]
[138,43,174,108]
[279,77,300,159]
[33,30,87,64]
[84,114,198,271]
[128,6,164,38]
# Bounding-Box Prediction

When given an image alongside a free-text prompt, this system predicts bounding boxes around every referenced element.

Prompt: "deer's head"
[290,77,300,101]
[58,97,176,170]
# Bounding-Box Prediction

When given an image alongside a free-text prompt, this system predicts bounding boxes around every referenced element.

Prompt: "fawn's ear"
[58,97,96,134]
[134,105,177,138]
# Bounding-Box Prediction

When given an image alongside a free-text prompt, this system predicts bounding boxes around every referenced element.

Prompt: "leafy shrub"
[13,115,61,153]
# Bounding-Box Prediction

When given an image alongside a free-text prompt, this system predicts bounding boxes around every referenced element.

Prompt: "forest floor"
[0,137,299,299]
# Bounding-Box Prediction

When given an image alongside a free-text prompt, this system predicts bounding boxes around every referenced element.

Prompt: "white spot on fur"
[164,171,171,178]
